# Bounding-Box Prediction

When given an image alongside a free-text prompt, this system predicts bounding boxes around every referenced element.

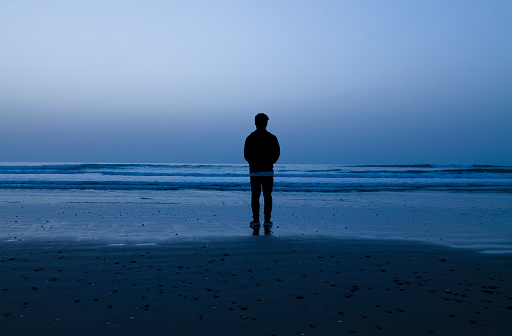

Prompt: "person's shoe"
[263,219,273,234]
[250,220,260,234]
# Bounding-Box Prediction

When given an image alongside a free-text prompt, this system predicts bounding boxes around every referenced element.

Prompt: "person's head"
[255,113,269,129]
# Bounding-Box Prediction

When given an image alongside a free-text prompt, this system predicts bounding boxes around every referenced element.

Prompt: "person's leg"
[250,176,261,222]
[262,176,274,223]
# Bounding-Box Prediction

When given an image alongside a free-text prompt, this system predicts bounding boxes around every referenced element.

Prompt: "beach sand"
[1,238,512,335]
[1,190,512,335]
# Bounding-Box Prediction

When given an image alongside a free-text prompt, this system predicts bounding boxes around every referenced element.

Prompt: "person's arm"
[273,136,280,163]
[244,137,252,163]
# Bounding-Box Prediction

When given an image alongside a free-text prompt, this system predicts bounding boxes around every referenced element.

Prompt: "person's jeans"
[250,176,273,221]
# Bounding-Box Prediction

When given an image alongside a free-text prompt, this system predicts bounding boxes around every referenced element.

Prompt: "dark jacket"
[244,129,280,173]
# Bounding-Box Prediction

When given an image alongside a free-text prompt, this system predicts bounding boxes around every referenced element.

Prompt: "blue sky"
[1,1,511,164]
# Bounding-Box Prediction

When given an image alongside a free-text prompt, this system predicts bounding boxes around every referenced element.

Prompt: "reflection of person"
[244,113,280,234]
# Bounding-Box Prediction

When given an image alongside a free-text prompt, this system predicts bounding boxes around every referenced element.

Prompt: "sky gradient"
[1,1,511,164]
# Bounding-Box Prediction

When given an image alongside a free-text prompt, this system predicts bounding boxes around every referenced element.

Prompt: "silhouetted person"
[244,113,280,234]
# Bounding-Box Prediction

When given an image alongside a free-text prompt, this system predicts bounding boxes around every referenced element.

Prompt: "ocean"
[1,162,511,253]
[0,163,511,193]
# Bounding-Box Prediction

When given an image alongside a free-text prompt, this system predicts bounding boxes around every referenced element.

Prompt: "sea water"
[0,163,511,193]
[0,163,511,252]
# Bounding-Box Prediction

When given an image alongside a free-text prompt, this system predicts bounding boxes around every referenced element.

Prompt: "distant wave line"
[1,164,511,177]
[1,180,511,193]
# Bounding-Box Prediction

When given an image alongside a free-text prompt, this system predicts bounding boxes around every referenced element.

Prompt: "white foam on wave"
[480,249,512,254]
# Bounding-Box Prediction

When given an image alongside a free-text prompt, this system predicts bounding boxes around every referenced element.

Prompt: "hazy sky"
[1,1,511,164]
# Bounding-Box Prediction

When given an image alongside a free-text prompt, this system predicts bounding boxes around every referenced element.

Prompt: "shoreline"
[1,236,511,335]
[1,189,511,254]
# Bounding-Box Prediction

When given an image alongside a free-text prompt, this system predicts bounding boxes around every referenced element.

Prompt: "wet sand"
[1,237,512,335]
[1,190,512,335]
[2,190,512,253]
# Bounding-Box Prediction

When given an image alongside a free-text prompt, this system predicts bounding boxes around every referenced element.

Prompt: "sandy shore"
[1,237,512,335]
[1,190,512,335]
[1,190,512,252]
